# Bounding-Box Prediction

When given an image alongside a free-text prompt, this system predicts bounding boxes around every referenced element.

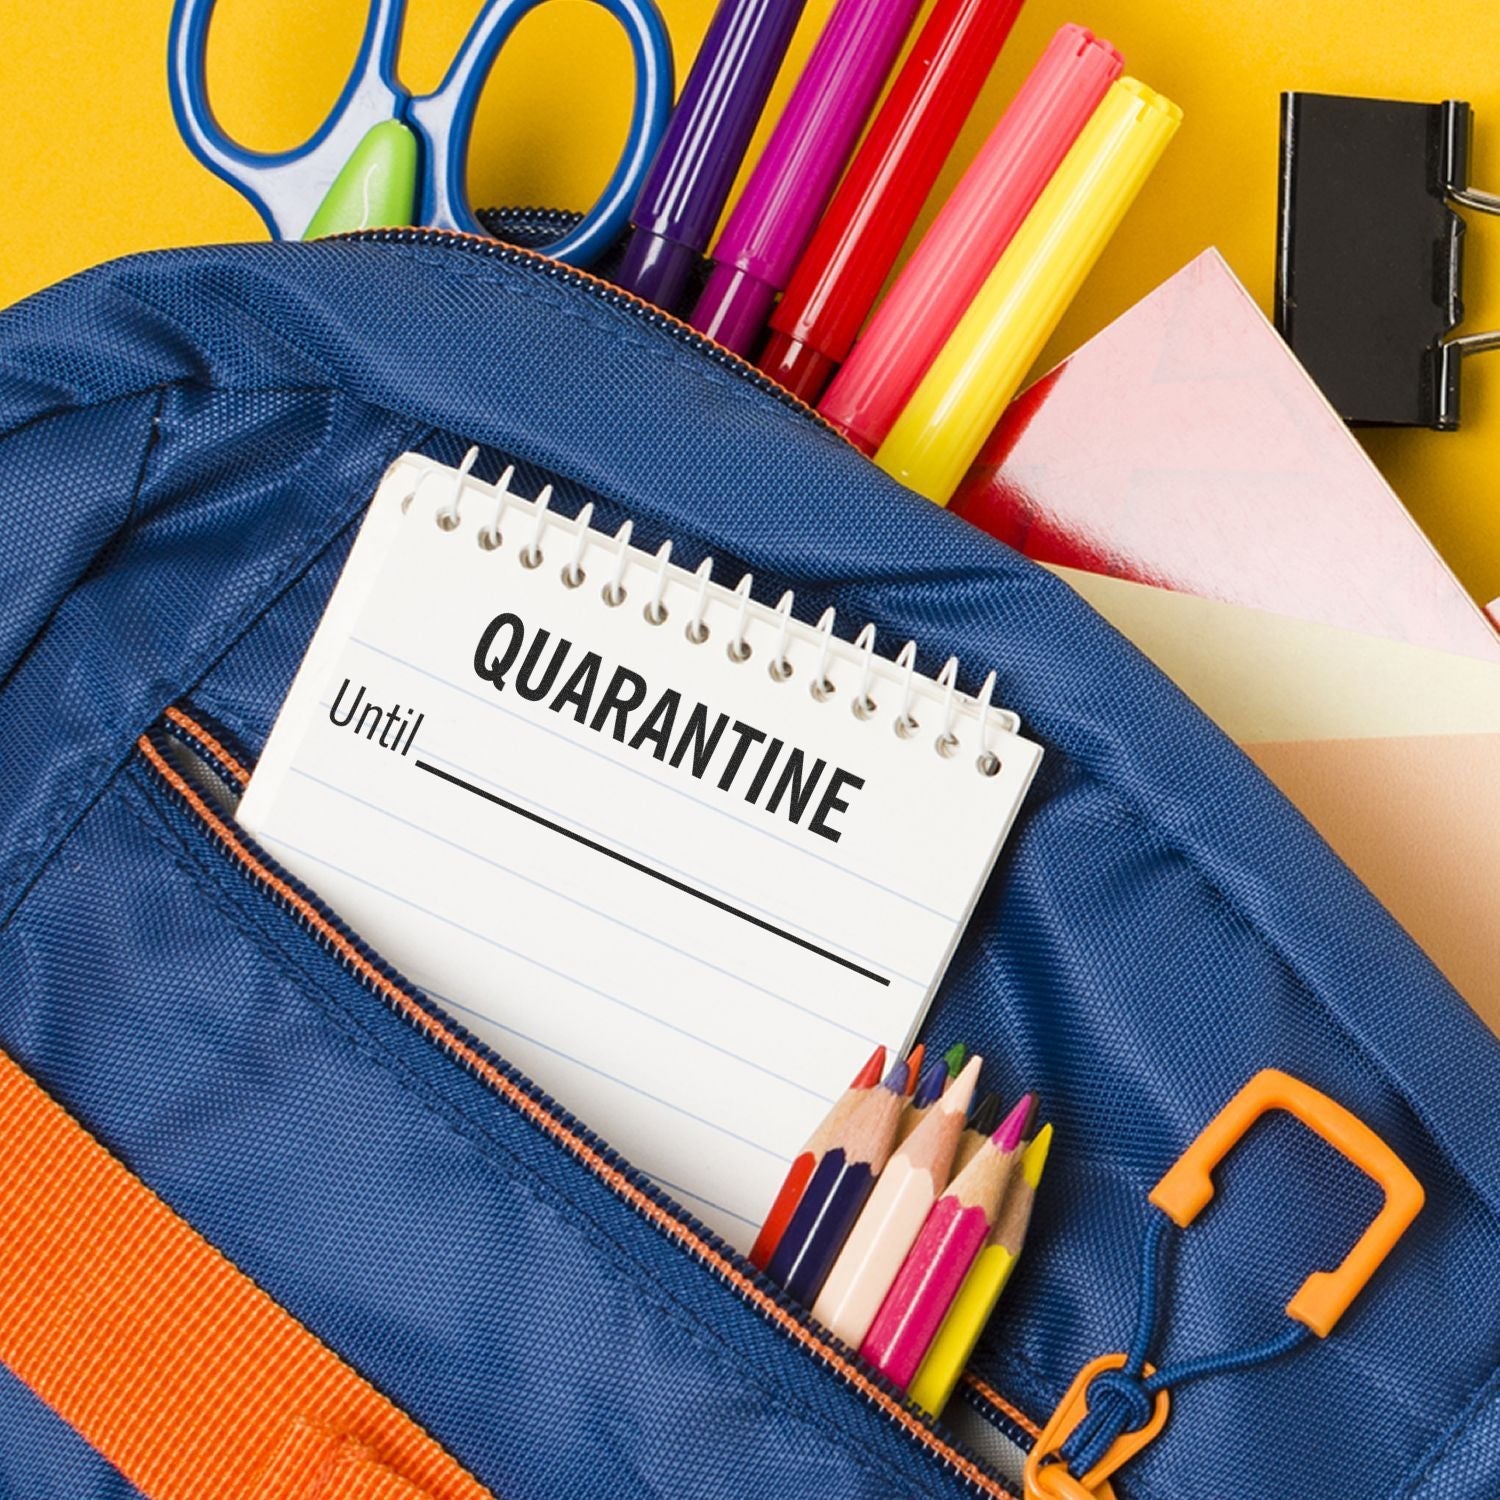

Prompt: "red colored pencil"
[749,1044,885,1269]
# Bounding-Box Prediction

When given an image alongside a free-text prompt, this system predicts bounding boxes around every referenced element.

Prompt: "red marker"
[758,0,1026,403]
[819,24,1123,452]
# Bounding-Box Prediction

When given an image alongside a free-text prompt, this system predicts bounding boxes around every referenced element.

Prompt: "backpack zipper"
[338,222,845,438]
[155,211,1045,1477]
[142,710,1035,1497]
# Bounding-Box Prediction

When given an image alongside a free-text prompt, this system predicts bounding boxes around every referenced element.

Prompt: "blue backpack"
[1,231,1495,1500]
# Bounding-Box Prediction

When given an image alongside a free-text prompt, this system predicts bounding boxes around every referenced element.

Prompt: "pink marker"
[859,1094,1033,1387]
[689,0,926,355]
[819,25,1123,453]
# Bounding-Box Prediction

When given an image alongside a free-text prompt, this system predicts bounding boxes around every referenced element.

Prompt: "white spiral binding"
[406,450,1023,776]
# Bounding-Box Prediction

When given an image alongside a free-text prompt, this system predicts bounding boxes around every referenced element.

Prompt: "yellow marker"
[875,80,1182,505]
[908,1123,1054,1419]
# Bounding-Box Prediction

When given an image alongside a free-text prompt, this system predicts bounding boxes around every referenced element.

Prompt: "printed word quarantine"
[473,612,866,842]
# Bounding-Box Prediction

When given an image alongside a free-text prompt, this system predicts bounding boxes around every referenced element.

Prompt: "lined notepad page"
[241,455,1041,1247]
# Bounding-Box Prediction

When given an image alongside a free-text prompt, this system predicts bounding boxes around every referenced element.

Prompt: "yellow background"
[5,0,1499,604]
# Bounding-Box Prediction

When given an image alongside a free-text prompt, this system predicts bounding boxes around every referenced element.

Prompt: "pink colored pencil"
[859,1093,1033,1386]
[812,1056,982,1350]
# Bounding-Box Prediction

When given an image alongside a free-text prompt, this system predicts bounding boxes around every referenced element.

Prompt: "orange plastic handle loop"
[1149,1068,1424,1336]
[1023,1354,1171,1500]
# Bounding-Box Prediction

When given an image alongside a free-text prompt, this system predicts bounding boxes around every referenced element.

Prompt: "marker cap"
[819,24,1124,453]
[692,263,780,356]
[616,230,702,316]
[874,75,1181,504]
[759,330,839,403]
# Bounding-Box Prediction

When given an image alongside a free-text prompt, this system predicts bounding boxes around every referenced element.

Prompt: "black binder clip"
[1276,92,1500,429]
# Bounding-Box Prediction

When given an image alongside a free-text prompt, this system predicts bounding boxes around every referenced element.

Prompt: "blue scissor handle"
[169,0,673,266]
[407,0,673,265]
[168,0,408,241]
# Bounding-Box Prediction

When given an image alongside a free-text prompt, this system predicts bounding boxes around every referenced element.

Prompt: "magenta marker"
[689,0,925,355]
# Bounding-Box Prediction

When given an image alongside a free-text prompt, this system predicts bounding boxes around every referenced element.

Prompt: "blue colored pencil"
[894,1056,951,1145]
[766,1057,909,1305]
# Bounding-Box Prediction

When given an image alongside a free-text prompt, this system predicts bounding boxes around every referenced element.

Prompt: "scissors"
[168,0,674,267]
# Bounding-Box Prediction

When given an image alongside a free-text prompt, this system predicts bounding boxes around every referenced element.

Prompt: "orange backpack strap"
[0,1047,493,1500]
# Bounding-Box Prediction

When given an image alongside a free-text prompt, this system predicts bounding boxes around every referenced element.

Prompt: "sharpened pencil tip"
[942,1041,967,1077]
[1021,1122,1053,1186]
[940,1055,983,1115]
[883,1058,910,1095]
[903,1044,925,1095]
[967,1090,1001,1137]
[850,1045,887,1090]
[912,1058,948,1108]
[994,1093,1035,1152]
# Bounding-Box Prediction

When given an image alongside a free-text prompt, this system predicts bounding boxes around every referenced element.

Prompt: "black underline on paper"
[413,759,892,987]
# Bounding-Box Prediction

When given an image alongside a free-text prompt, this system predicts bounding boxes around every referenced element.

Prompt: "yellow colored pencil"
[875,79,1181,505]
[908,1123,1053,1418]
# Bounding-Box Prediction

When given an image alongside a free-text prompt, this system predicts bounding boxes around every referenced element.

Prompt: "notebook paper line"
[256,829,836,1112]
[415,758,890,986]
[348,634,955,922]
[290,765,885,1043]
[399,743,927,990]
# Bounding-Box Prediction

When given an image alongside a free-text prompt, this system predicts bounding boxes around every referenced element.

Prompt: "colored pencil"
[813,1056,981,1349]
[749,1044,886,1270]
[904,1043,925,1096]
[765,1058,909,1305]
[896,1057,950,1144]
[951,1089,1001,1175]
[859,1094,1033,1386]
[909,1122,1054,1417]
[942,1042,967,1079]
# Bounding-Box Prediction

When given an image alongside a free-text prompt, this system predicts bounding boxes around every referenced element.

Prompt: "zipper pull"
[1023,1354,1169,1500]
[1025,1069,1424,1497]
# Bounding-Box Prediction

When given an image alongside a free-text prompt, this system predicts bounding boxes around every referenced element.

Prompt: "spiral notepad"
[241,452,1042,1247]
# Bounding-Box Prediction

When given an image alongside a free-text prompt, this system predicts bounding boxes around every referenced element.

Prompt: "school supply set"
[753,1044,1052,1422]
[169,0,1181,518]
[1,203,1491,1500]
[632,4,1182,507]
[4,7,1497,1497]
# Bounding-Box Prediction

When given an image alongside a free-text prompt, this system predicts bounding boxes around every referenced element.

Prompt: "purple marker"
[617,0,808,314]
[689,0,925,355]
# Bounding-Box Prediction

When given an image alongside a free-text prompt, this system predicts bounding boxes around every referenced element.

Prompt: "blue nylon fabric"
[0,237,1495,1499]
[0,1365,143,1500]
